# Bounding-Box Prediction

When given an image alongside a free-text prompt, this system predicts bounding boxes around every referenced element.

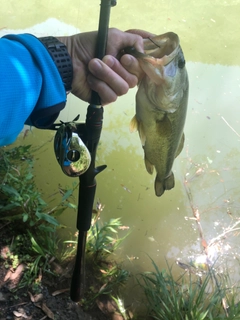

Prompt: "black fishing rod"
[51,0,116,303]
[69,0,117,302]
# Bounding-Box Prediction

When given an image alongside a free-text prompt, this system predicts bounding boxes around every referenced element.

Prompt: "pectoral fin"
[130,115,146,146]
[130,115,138,133]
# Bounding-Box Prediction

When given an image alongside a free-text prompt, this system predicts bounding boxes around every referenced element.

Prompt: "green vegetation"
[0,145,77,227]
[1,145,240,319]
[138,258,240,320]
[86,217,129,258]
[139,259,216,320]
[64,213,130,311]
[0,145,77,289]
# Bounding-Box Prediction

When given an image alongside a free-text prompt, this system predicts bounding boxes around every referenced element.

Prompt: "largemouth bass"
[125,32,189,197]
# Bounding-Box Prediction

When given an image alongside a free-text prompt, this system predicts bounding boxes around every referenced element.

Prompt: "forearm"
[0,34,66,146]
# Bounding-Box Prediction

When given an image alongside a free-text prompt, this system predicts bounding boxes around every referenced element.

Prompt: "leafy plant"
[0,145,77,231]
[82,218,130,309]
[18,231,58,288]
[216,272,240,320]
[137,258,228,320]
[0,145,77,288]
[111,296,129,320]
[63,211,130,311]
[86,217,129,260]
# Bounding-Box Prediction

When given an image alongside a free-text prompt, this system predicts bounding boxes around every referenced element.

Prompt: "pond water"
[1,0,240,298]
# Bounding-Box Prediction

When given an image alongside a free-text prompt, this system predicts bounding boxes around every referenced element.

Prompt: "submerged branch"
[221,116,240,138]
[183,173,230,317]
[208,220,240,248]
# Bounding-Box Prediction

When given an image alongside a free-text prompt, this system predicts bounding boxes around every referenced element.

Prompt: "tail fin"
[154,172,175,197]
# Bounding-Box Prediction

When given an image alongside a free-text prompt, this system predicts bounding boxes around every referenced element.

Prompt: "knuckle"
[102,94,117,106]
[128,76,138,88]
[112,95,118,102]
[108,27,119,36]
[100,86,118,105]
[117,84,129,96]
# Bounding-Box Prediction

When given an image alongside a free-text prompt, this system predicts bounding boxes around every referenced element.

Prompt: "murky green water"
[1,0,240,297]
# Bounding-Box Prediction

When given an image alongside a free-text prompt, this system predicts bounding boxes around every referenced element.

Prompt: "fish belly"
[136,96,185,197]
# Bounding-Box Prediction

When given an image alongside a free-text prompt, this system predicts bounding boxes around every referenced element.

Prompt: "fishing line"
[148,37,161,48]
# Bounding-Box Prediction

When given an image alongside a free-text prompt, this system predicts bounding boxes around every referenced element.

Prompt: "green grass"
[137,258,240,320]
[64,215,130,311]
[86,217,129,259]
[0,145,77,288]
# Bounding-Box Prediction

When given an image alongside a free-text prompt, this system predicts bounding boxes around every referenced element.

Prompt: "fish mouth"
[143,32,180,66]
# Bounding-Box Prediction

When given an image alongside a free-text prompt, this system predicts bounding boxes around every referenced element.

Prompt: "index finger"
[106,28,144,56]
[125,29,156,39]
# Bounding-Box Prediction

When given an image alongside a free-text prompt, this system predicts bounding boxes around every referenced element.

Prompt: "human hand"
[120,29,156,82]
[57,28,150,105]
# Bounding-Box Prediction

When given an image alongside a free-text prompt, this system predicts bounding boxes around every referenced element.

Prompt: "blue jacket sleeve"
[0,34,66,146]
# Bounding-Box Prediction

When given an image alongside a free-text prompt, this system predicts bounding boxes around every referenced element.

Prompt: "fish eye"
[178,47,186,69]
[178,58,185,69]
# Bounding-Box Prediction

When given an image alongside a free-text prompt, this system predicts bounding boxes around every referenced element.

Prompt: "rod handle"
[91,0,112,106]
